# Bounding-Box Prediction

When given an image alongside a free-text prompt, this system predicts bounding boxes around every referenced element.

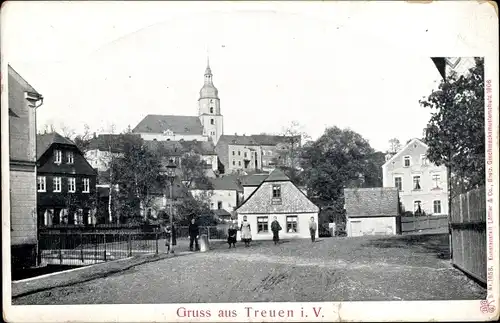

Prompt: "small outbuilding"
[236,169,320,240]
[344,187,400,237]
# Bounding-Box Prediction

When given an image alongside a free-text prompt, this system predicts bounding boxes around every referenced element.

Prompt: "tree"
[180,153,212,189]
[420,57,484,195]
[110,134,164,223]
[388,138,401,154]
[299,126,384,212]
[73,124,93,153]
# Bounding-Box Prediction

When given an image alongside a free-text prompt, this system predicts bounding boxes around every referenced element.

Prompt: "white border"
[2,1,499,322]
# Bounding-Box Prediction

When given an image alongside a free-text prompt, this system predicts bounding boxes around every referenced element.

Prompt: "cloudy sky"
[2,1,496,151]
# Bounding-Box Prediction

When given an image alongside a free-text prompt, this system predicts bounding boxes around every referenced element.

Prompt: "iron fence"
[38,232,160,266]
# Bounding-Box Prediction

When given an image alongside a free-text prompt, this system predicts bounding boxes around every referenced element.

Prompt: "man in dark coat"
[188,218,200,251]
[271,216,282,245]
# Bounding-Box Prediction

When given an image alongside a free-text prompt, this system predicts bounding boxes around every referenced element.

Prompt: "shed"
[344,187,400,237]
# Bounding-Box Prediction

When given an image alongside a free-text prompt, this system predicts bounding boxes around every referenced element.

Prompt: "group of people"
[226,215,318,248]
[163,218,201,253]
[162,216,319,252]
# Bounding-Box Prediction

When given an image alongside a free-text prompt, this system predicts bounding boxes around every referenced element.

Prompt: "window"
[217,201,222,209]
[54,150,62,164]
[83,178,90,193]
[238,151,241,156]
[262,151,266,156]
[257,216,269,233]
[210,107,214,113]
[53,177,62,192]
[420,154,428,166]
[67,151,74,164]
[232,160,235,166]
[210,119,214,125]
[37,176,46,192]
[68,177,76,193]
[244,152,247,158]
[413,176,421,190]
[232,151,235,156]
[238,161,241,166]
[403,156,410,167]
[287,216,298,233]
[272,184,281,198]
[414,200,422,214]
[433,200,442,214]
[432,174,441,189]
[394,177,402,191]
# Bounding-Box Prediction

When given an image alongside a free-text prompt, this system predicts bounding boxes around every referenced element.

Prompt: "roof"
[240,174,269,187]
[236,178,319,214]
[37,132,76,159]
[213,209,232,217]
[382,138,428,167]
[191,176,243,192]
[133,115,204,135]
[144,139,216,156]
[8,65,40,95]
[87,134,142,153]
[343,187,399,217]
[217,134,300,147]
[263,168,290,182]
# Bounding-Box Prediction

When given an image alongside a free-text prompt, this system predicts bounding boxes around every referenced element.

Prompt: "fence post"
[128,233,132,257]
[94,234,98,264]
[59,234,63,265]
[155,232,159,254]
[427,214,430,229]
[80,233,84,263]
[104,233,107,262]
[208,227,211,241]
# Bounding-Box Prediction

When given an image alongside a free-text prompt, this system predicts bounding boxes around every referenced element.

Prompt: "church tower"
[198,58,223,145]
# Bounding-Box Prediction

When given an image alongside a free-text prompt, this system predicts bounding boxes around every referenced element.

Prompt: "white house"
[190,176,243,221]
[344,187,400,237]
[236,169,319,240]
[382,138,448,216]
[240,173,269,201]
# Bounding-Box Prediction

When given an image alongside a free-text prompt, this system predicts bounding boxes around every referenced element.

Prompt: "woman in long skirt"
[240,216,252,247]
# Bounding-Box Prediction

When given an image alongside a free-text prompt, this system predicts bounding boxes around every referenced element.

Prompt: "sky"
[2,1,496,152]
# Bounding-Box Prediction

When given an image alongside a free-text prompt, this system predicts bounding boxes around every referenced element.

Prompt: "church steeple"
[200,57,218,100]
[198,57,223,145]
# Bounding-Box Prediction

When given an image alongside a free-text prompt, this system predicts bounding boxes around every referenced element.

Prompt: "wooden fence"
[450,186,487,284]
[401,214,449,234]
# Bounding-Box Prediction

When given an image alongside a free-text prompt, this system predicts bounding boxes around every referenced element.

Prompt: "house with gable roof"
[382,138,448,216]
[236,168,319,240]
[36,132,98,227]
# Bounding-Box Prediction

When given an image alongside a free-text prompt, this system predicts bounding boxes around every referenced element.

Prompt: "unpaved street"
[14,234,486,304]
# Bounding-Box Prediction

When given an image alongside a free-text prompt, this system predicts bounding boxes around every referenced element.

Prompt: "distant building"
[236,169,319,240]
[215,134,300,174]
[189,176,244,222]
[8,65,44,269]
[382,138,448,216]
[240,173,269,200]
[36,132,98,227]
[132,60,223,145]
[85,133,140,172]
[344,187,400,237]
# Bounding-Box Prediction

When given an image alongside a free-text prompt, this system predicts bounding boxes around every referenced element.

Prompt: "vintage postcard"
[1,1,499,322]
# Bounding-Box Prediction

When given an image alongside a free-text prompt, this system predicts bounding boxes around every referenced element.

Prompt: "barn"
[344,187,401,237]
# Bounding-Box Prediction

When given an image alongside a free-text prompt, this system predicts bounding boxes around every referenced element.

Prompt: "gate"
[450,186,487,284]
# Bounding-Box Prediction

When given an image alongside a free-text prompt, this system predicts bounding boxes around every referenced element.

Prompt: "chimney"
[93,132,97,139]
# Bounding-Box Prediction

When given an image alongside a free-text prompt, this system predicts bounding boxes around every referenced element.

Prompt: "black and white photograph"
[2,1,499,322]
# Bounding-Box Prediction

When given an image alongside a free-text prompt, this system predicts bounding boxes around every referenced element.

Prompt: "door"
[349,220,363,237]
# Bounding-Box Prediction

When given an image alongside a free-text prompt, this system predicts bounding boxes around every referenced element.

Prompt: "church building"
[132,60,224,145]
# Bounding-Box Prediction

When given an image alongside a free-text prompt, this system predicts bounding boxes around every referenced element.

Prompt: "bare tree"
[388,138,402,154]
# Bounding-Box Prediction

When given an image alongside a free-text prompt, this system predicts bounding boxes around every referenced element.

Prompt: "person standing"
[271,216,282,245]
[309,216,317,242]
[163,222,177,253]
[240,216,252,247]
[188,218,200,251]
[227,224,237,248]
